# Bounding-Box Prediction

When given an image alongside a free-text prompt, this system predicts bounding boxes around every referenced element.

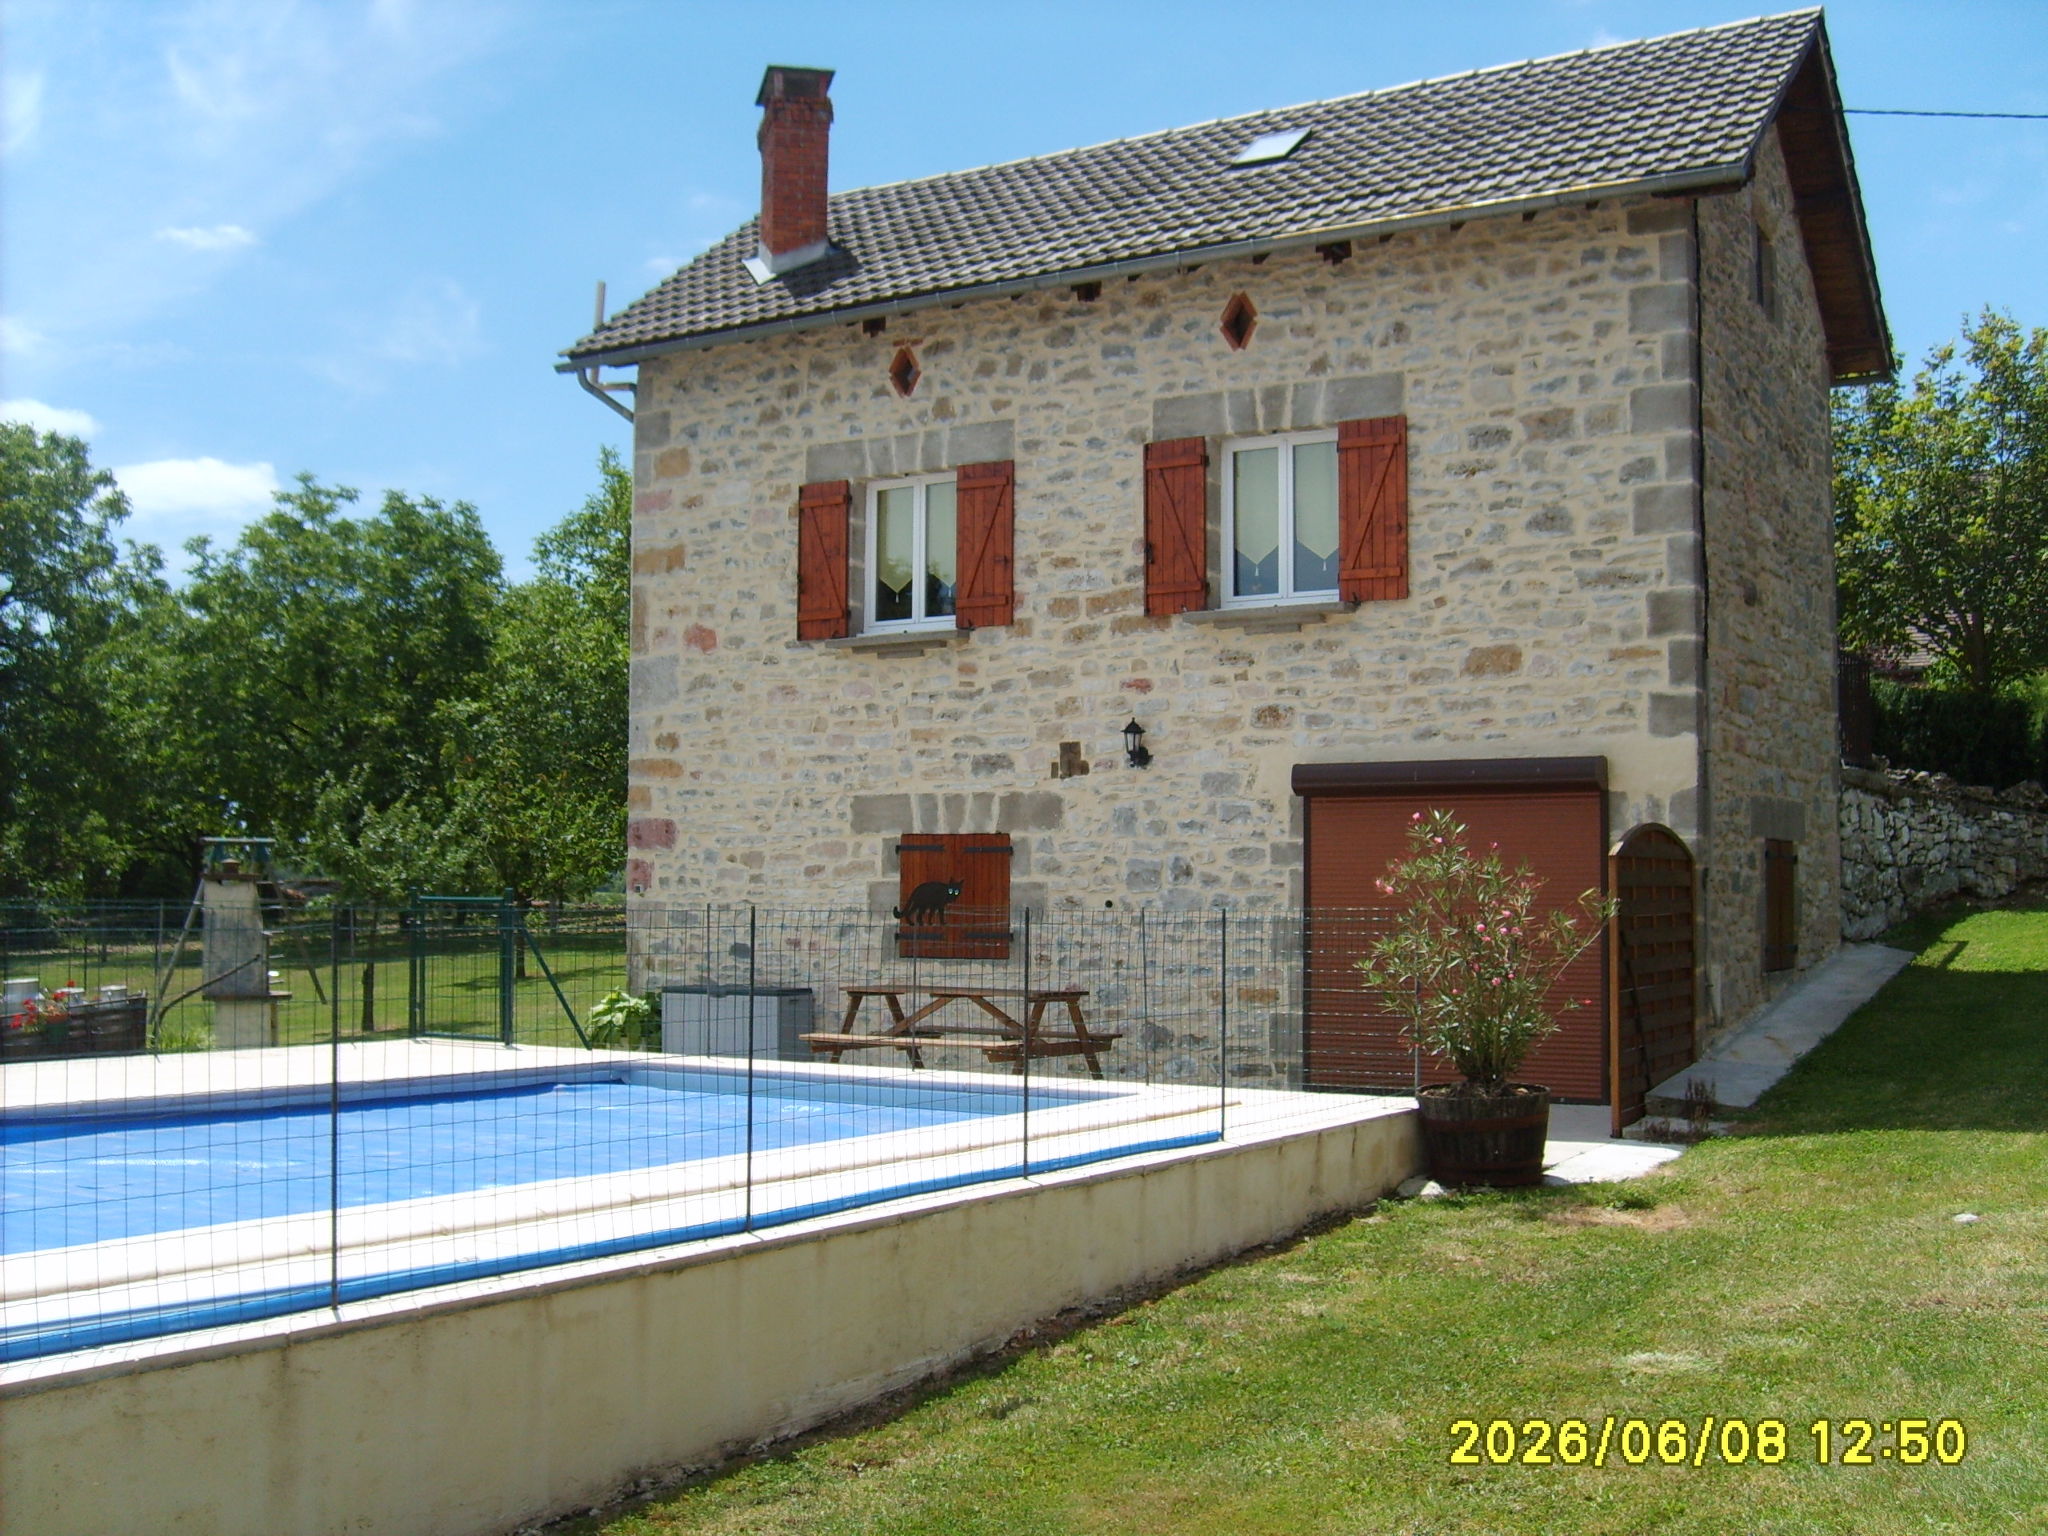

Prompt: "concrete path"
[1543,1103,1680,1184]
[1646,941,1916,1113]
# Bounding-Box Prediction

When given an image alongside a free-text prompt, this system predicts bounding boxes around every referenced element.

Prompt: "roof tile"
[567,10,1820,362]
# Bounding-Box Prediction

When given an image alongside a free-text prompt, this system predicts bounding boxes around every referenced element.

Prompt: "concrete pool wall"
[0,1065,1417,1536]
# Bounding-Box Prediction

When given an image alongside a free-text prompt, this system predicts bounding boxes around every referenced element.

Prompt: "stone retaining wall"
[1840,766,2048,939]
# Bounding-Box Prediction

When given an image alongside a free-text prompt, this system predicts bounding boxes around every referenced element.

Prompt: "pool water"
[1,1074,1036,1254]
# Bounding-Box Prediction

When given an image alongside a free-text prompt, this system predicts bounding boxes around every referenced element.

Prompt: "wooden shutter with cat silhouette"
[1336,415,1408,603]
[954,459,1016,629]
[895,832,1012,959]
[796,479,851,639]
[1144,437,1209,615]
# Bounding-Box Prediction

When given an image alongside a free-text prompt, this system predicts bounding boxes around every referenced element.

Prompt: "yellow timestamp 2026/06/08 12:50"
[1447,1417,1968,1468]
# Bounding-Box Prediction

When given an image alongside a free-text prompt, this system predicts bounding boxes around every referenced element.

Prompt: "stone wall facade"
[1841,768,2048,939]
[625,167,1841,1080]
[1695,125,1844,1038]
[631,202,1704,903]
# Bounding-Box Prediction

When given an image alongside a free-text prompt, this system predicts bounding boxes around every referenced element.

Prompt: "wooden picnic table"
[801,984,1121,1079]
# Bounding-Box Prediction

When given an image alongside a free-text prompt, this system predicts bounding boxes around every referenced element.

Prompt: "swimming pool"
[0,1043,1223,1360]
[2,1071,1076,1254]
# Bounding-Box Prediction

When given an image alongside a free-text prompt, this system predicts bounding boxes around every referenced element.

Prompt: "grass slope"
[565,901,2048,1536]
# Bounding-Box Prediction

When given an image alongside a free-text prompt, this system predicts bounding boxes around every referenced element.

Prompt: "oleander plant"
[1356,809,1614,1096]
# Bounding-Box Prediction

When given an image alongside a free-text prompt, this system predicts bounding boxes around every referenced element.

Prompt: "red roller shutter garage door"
[1296,758,1609,1100]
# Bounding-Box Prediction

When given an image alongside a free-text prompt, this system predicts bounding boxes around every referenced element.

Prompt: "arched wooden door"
[1608,824,1697,1132]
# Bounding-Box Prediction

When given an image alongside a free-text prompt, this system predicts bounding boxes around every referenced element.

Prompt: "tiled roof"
[566,10,1825,364]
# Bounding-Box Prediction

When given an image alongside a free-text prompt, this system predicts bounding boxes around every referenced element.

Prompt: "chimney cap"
[757,65,834,106]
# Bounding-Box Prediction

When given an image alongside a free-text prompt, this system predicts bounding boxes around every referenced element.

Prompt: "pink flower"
[1411,811,1424,822]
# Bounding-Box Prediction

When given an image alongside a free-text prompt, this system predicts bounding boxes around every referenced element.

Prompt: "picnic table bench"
[801,985,1121,1079]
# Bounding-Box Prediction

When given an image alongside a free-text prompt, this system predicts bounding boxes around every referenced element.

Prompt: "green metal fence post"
[499,889,517,1046]
[407,889,423,1038]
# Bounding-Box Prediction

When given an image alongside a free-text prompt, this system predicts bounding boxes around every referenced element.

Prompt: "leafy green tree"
[0,424,172,897]
[175,476,504,844]
[292,449,628,909]
[298,771,489,905]
[1835,309,2048,693]
[443,447,629,905]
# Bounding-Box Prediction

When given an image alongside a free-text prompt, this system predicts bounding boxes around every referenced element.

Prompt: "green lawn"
[562,900,2048,1536]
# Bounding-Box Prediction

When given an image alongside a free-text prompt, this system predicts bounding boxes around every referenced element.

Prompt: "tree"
[0,425,172,898]
[443,447,630,905]
[1835,309,2048,693]
[174,476,504,845]
[296,448,630,908]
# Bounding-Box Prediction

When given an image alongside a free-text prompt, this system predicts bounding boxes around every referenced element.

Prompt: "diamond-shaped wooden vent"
[888,346,921,398]
[1220,293,1257,351]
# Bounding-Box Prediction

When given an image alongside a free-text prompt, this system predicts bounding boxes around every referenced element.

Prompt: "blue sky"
[4,0,2044,579]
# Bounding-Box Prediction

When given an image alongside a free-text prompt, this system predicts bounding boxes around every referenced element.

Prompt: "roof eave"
[556,161,1754,374]
[1766,19,1894,384]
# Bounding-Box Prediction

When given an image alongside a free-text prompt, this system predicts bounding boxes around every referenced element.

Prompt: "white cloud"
[1,398,99,437]
[1,315,46,356]
[315,277,483,390]
[156,222,257,251]
[114,455,279,521]
[377,278,480,363]
[3,70,43,154]
[2,0,512,361]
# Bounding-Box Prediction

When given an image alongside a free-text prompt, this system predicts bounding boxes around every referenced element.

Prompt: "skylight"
[1231,127,1311,166]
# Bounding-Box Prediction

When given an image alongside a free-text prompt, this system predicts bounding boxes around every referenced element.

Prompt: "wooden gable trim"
[1769,31,1892,382]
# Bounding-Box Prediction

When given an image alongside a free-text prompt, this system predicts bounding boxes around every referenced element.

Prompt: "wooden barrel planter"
[1415,1084,1551,1187]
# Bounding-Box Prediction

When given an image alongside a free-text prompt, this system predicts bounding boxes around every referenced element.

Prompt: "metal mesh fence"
[1,900,1414,1365]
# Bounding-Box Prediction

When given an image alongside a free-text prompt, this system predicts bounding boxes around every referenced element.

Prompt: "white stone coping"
[820,628,968,654]
[1180,599,1354,632]
[1,1039,1414,1372]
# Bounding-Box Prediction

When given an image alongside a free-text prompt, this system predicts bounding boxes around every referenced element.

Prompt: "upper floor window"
[1223,429,1339,604]
[867,472,957,630]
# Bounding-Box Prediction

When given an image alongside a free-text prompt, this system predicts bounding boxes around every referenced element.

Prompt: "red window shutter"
[1336,415,1409,603]
[795,480,851,639]
[1143,437,1208,616]
[954,459,1015,629]
[896,833,1012,960]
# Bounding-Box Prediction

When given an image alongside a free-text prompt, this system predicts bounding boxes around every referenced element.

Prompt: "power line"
[1845,108,2048,121]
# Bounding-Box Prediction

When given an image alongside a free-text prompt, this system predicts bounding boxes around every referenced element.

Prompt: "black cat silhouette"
[894,879,963,925]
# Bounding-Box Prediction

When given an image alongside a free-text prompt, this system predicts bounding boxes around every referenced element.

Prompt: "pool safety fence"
[1,902,1417,1364]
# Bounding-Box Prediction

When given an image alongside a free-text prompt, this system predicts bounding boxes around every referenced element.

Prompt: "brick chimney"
[752,65,835,279]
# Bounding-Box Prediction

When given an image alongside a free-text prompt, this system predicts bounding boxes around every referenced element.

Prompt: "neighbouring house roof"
[564,8,1889,381]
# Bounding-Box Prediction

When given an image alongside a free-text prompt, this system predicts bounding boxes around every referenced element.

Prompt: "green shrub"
[587,989,659,1050]
[1871,680,2046,788]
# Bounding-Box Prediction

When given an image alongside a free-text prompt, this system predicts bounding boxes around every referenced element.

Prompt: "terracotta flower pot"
[1416,1082,1551,1188]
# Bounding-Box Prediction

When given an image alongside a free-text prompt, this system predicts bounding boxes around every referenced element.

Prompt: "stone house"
[563,10,1888,1120]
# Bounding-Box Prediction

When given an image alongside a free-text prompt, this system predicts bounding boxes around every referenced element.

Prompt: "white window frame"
[1220,428,1339,607]
[862,470,958,633]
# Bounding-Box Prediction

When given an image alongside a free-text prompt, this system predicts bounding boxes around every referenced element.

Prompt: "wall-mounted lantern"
[1122,718,1152,770]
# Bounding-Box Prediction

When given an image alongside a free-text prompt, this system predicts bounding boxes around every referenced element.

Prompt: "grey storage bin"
[659,985,814,1061]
